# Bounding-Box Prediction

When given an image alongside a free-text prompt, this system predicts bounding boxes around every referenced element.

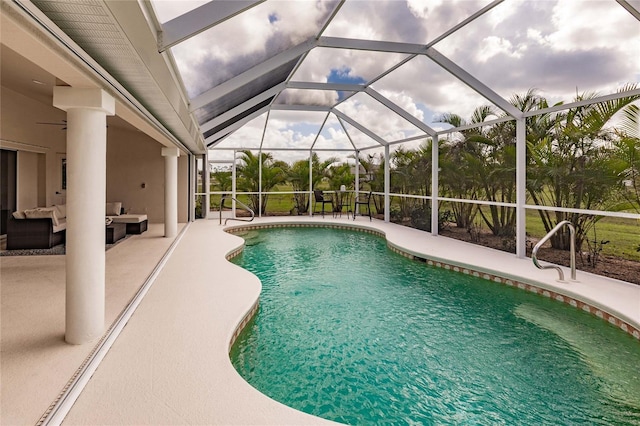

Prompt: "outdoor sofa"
[6,202,147,250]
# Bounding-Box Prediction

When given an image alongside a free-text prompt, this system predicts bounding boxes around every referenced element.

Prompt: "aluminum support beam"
[522,88,640,117]
[365,87,436,136]
[318,36,427,55]
[191,38,317,111]
[431,135,439,236]
[515,119,526,258]
[202,151,210,219]
[617,0,640,21]
[332,109,388,146]
[425,47,522,119]
[160,1,265,51]
[286,81,366,92]
[384,145,390,222]
[271,104,331,112]
[205,105,270,145]
[200,83,285,133]
[308,153,313,216]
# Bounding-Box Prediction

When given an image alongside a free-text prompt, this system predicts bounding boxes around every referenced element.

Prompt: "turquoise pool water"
[230,227,640,425]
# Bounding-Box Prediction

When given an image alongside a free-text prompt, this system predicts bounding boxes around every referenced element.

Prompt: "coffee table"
[106,222,126,244]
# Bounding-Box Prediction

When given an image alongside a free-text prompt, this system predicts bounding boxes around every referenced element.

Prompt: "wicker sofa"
[7,205,66,250]
[6,202,148,250]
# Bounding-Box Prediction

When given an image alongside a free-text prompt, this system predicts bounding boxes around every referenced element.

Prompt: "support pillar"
[308,152,313,216]
[516,118,527,258]
[162,147,180,238]
[384,145,390,222]
[431,135,439,236]
[202,151,210,219]
[53,87,114,345]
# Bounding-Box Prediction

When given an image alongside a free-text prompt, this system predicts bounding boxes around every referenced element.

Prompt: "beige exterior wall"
[1,86,189,224]
[1,87,66,208]
[16,151,39,210]
[106,126,188,223]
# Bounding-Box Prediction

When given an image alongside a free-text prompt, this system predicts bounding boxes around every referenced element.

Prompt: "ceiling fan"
[36,119,66,130]
[35,120,108,130]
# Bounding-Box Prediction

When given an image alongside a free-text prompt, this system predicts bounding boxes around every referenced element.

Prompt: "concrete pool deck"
[2,217,639,424]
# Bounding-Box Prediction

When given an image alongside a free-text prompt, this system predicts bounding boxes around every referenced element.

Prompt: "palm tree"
[614,103,640,213]
[526,85,640,250]
[287,154,336,214]
[327,162,354,211]
[438,108,501,230]
[236,150,285,214]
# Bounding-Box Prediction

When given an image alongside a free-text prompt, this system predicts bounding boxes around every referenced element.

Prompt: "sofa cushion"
[106,202,122,216]
[54,204,67,219]
[24,207,59,226]
[52,218,67,233]
[12,210,26,219]
[107,214,147,224]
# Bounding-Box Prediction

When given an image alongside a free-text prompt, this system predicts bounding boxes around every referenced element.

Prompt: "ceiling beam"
[159,1,265,51]
[318,36,426,54]
[425,47,522,119]
[521,88,640,118]
[427,0,505,47]
[617,0,640,21]
[286,81,366,92]
[271,104,331,112]
[365,87,436,136]
[205,105,269,146]
[199,82,285,133]
[335,115,358,151]
[332,109,388,146]
[190,37,317,111]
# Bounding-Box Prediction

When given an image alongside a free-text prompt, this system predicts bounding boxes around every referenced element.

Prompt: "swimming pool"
[230,227,640,424]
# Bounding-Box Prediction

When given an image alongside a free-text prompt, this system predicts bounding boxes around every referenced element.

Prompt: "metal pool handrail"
[532,220,576,282]
[219,195,255,225]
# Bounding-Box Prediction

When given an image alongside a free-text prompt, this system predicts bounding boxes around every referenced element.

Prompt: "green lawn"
[209,190,640,262]
[525,211,640,261]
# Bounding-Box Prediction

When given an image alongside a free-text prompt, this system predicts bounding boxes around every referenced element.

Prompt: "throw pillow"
[24,208,59,226]
[54,204,67,219]
[106,202,122,216]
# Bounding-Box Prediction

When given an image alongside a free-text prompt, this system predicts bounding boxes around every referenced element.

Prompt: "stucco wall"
[106,126,189,223]
[16,151,39,210]
[0,87,66,208]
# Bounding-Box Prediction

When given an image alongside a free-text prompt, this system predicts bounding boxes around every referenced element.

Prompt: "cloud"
[165,0,640,162]
[434,0,640,103]
[169,1,339,97]
[275,89,338,106]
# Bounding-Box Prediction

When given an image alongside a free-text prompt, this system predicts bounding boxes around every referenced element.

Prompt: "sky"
[151,0,640,163]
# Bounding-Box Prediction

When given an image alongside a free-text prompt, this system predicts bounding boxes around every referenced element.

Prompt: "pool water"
[230,227,640,425]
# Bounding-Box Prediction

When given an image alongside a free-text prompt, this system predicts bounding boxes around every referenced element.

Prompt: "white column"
[53,87,114,345]
[232,150,237,217]
[355,151,360,215]
[308,152,313,216]
[516,119,527,258]
[162,147,180,238]
[189,154,196,222]
[202,151,210,219]
[384,145,390,222]
[258,149,263,218]
[431,135,439,236]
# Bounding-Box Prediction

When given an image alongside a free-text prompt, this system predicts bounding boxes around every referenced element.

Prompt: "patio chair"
[353,191,372,221]
[313,190,333,217]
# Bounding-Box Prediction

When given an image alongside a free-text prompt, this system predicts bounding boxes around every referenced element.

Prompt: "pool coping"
[224,219,640,345]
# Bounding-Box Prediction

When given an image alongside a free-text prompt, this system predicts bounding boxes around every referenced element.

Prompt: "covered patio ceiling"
[23,0,640,160]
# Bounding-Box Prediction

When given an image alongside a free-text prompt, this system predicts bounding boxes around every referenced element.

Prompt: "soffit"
[29,0,205,154]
